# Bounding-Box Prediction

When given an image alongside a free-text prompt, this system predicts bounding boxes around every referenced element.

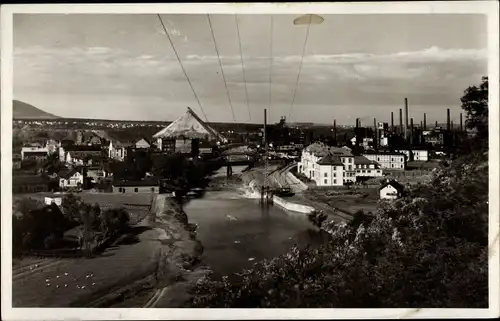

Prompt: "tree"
[461,77,488,142]
[61,194,84,221]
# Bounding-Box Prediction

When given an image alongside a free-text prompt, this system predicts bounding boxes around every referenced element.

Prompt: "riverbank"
[112,194,210,308]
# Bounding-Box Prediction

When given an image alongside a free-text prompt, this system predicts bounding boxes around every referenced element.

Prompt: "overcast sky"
[13,14,487,124]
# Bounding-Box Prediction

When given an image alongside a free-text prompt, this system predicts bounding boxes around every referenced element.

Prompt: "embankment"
[143,194,211,308]
[240,168,315,214]
[273,195,315,214]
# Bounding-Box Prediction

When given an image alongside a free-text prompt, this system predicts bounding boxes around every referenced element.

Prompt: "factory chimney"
[460,113,463,132]
[333,119,337,144]
[435,120,438,128]
[391,112,394,132]
[373,118,377,148]
[410,118,414,146]
[447,108,451,131]
[404,98,409,141]
[399,108,403,135]
[423,113,427,130]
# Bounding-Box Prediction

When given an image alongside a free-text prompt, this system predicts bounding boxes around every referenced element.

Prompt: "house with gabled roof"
[379,179,404,200]
[135,137,152,149]
[354,155,383,178]
[58,168,83,189]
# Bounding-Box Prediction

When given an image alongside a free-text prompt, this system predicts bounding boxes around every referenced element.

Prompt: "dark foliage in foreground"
[188,78,489,308]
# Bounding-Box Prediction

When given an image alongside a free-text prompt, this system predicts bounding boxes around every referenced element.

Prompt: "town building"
[108,140,130,162]
[423,129,445,146]
[354,156,383,178]
[395,149,429,162]
[86,166,108,183]
[21,146,49,160]
[59,146,104,166]
[112,177,160,194]
[298,143,361,186]
[12,175,49,194]
[362,151,406,170]
[59,169,84,189]
[379,180,405,200]
[13,153,22,169]
[44,197,62,206]
[135,138,152,149]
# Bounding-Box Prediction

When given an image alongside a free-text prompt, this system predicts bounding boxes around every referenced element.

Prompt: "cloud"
[13,45,487,122]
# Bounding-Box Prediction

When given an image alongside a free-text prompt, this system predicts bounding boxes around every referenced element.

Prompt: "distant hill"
[13,100,60,119]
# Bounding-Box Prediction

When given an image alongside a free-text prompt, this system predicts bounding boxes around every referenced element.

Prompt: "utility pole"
[263,109,269,203]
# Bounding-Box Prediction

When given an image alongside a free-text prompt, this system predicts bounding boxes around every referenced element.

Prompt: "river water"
[184,188,320,278]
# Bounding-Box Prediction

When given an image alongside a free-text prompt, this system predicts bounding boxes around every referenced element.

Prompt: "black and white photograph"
[1,2,499,319]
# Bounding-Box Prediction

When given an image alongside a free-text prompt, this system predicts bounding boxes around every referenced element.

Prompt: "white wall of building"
[317,165,343,186]
[21,146,49,160]
[59,172,83,188]
[355,163,383,177]
[380,185,400,200]
[363,153,405,170]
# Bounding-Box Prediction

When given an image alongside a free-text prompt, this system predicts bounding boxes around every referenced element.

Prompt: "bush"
[12,203,75,254]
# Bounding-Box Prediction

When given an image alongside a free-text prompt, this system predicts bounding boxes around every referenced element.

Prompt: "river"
[184,189,320,278]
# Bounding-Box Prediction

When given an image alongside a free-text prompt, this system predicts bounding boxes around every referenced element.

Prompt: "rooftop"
[362,150,406,156]
[354,155,380,166]
[112,177,160,187]
[380,179,405,192]
[317,154,344,166]
[153,107,227,142]
[305,142,353,157]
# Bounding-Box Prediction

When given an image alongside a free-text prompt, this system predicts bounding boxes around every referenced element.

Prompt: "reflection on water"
[184,191,321,278]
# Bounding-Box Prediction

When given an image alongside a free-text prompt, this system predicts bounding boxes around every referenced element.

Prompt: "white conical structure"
[153,107,227,143]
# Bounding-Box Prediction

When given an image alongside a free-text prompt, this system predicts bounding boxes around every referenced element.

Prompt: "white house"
[108,141,127,162]
[298,143,365,186]
[21,146,49,160]
[135,138,152,149]
[362,151,406,170]
[395,149,429,162]
[380,180,404,200]
[44,197,62,206]
[59,169,83,189]
[354,156,383,177]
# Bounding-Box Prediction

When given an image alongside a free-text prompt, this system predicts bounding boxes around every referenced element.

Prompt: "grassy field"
[303,187,380,215]
[12,223,163,307]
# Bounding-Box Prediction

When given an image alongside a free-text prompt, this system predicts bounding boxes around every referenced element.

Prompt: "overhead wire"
[235,14,252,122]
[268,15,274,123]
[288,14,312,122]
[207,14,236,122]
[157,14,209,122]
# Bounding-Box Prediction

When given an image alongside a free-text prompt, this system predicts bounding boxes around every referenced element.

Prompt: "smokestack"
[435,120,438,128]
[420,120,423,129]
[263,109,267,146]
[447,108,451,131]
[356,118,359,129]
[399,108,403,135]
[404,98,409,141]
[423,113,427,130]
[451,120,454,131]
[410,118,414,145]
[391,112,394,132]
[333,119,337,142]
[460,113,463,132]
[374,118,377,148]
